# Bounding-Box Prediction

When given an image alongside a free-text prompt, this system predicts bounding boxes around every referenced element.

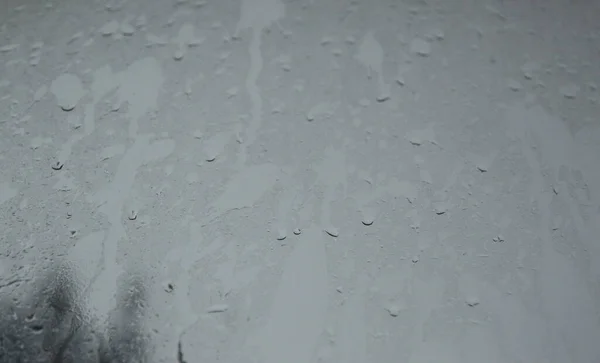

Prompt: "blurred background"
[1,0,600,362]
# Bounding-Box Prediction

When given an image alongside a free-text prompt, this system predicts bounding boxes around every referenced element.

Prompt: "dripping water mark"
[177,338,187,363]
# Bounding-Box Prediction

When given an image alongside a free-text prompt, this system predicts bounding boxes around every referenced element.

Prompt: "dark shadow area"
[0,263,150,363]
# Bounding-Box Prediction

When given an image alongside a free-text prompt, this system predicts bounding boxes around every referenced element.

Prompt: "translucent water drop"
[173,49,185,60]
[465,296,480,307]
[51,161,64,170]
[128,209,138,220]
[276,229,287,241]
[325,227,339,237]
[410,38,431,57]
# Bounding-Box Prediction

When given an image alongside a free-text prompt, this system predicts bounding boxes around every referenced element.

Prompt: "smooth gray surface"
[1,0,600,362]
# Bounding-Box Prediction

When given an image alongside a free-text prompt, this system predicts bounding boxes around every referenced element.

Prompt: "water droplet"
[324,227,339,237]
[226,87,239,98]
[293,228,301,235]
[51,161,64,170]
[376,93,390,103]
[31,41,44,50]
[507,79,522,92]
[29,325,44,333]
[206,304,228,313]
[163,281,174,293]
[135,15,147,28]
[276,229,287,241]
[185,172,199,184]
[120,23,135,36]
[193,130,203,139]
[560,84,579,99]
[60,103,75,112]
[465,296,479,307]
[386,304,401,317]
[105,0,124,12]
[99,20,119,36]
[433,202,448,215]
[184,81,193,96]
[0,44,19,53]
[128,209,137,220]
[409,38,431,57]
[108,100,120,112]
[432,29,445,40]
[30,137,44,150]
[173,49,185,61]
[361,209,375,226]
[409,137,422,146]
[521,61,538,80]
[28,54,40,66]
[320,36,333,46]
[187,37,205,47]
